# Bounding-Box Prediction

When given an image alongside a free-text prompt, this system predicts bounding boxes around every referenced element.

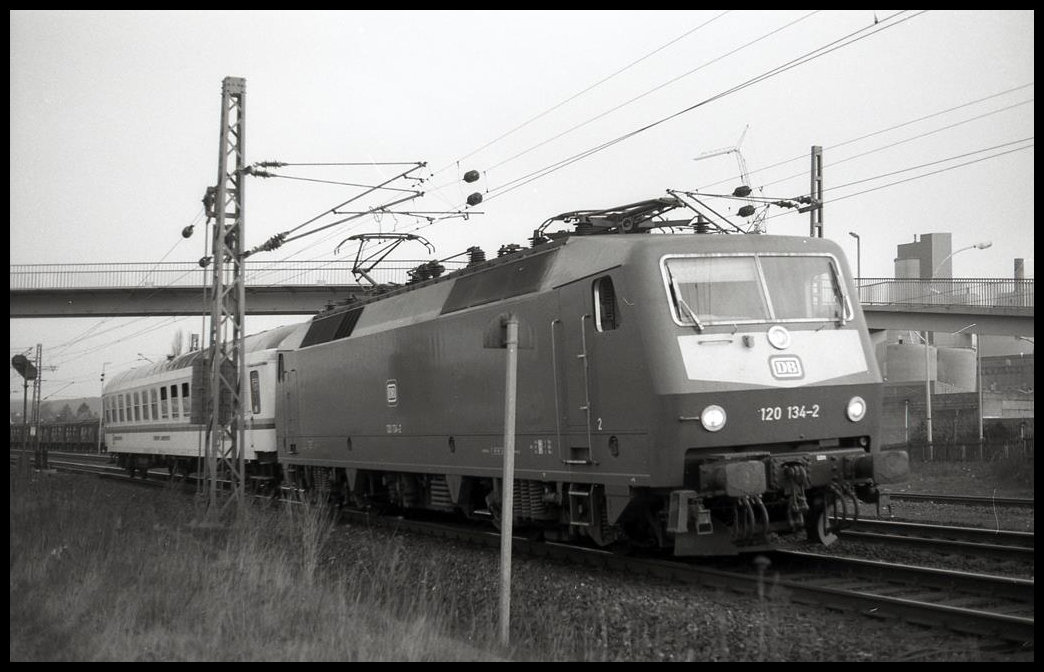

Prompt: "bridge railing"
[9,260,468,290]
[857,278,1034,309]
[9,266,1036,310]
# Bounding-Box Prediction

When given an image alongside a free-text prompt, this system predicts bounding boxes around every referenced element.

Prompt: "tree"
[56,403,74,422]
[76,402,95,419]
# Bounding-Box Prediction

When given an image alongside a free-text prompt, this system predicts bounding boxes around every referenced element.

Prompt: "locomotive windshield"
[662,253,851,327]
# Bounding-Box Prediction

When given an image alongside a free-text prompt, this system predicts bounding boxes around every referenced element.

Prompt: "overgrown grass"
[10,466,783,661]
[987,455,1034,490]
[14,461,1009,661]
[906,456,1035,496]
[9,467,505,661]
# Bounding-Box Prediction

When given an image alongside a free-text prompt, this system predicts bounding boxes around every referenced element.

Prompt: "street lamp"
[921,240,991,457]
[848,232,861,279]
[932,241,992,277]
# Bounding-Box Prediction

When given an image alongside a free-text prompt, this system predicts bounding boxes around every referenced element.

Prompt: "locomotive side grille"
[512,479,553,520]
[428,476,454,510]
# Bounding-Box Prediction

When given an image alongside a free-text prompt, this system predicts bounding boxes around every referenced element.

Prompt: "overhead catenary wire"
[756,141,1035,226]
[754,98,1034,192]
[424,10,822,199]
[431,10,734,179]
[697,82,1035,191]
[245,10,929,256]
[699,137,1034,205]
[472,10,926,208]
[41,208,207,363]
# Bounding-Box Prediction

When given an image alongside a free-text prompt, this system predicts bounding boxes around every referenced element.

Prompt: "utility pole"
[204,76,248,517]
[809,145,823,238]
[31,344,44,468]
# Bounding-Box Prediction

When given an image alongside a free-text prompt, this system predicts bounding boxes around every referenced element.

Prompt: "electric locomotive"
[276,196,909,555]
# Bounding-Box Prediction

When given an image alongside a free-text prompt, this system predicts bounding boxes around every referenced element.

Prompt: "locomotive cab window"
[593,276,620,332]
[662,253,850,326]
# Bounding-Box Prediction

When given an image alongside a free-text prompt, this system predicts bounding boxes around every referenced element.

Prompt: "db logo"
[769,355,804,379]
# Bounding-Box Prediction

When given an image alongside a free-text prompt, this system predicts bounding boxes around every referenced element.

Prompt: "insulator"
[181,225,194,239]
[467,246,486,266]
[467,192,483,206]
[463,169,480,183]
[738,205,756,218]
[198,256,211,268]
[733,185,752,198]
[497,244,522,257]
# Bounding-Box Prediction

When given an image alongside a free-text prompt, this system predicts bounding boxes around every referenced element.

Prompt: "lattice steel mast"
[203,76,247,515]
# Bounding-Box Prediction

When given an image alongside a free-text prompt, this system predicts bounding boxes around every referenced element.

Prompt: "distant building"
[878,233,1033,446]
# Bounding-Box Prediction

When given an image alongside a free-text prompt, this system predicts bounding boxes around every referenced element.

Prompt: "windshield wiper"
[676,295,704,332]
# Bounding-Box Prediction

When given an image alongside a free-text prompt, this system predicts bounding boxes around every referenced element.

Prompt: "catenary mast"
[203,76,247,516]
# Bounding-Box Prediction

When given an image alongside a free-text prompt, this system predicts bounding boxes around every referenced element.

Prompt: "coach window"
[593,276,620,332]
[250,370,261,414]
[117,395,124,423]
[160,386,169,420]
[150,389,158,422]
[133,391,141,421]
[170,385,180,420]
[182,382,191,416]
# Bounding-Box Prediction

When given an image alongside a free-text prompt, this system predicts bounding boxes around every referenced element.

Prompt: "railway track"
[346,509,1034,646]
[10,449,174,489]
[761,550,1034,644]
[15,450,1035,645]
[840,519,1034,560]
[887,492,1034,509]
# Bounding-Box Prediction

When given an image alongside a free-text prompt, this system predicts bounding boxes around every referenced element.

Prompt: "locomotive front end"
[651,240,909,555]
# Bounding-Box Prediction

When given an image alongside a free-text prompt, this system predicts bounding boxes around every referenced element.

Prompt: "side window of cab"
[593,275,620,332]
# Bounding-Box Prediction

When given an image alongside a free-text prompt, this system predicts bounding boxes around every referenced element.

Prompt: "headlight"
[846,396,866,422]
[700,405,727,432]
[767,325,791,350]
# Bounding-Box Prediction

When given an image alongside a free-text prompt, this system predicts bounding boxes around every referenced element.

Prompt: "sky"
[9,9,1035,402]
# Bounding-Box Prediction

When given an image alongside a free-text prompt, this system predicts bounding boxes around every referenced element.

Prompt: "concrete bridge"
[8,262,1034,337]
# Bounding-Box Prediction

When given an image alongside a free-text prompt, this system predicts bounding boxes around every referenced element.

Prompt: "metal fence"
[9,260,468,290]
[887,440,1034,462]
[857,278,1034,309]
